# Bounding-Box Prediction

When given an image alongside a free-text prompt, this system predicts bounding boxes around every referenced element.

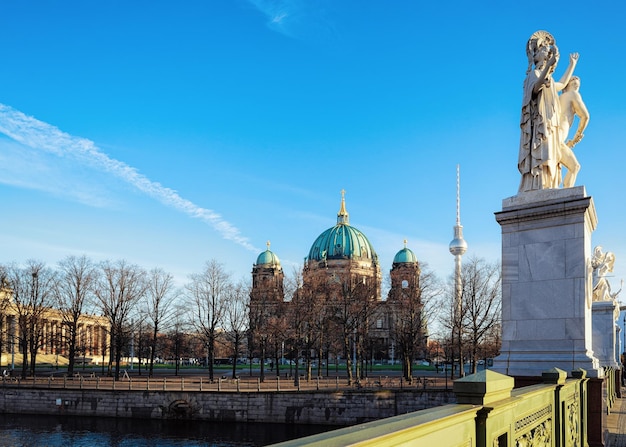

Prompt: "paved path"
[607,390,626,446]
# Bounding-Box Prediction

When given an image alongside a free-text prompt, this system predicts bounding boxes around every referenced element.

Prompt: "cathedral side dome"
[393,240,418,264]
[255,241,281,266]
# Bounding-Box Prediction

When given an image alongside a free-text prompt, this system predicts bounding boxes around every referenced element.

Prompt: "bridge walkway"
[607,389,626,446]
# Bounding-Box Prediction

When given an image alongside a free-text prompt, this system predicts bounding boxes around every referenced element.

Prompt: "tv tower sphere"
[449,229,468,256]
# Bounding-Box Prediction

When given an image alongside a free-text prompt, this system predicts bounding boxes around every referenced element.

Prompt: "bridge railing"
[0,373,451,392]
[271,367,594,447]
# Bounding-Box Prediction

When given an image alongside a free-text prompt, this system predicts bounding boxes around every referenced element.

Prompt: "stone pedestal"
[591,300,620,368]
[492,186,602,378]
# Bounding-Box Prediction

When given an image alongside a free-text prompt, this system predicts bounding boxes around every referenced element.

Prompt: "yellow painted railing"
[272,368,599,447]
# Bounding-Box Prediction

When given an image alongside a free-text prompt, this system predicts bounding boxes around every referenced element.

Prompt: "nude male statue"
[557,76,589,188]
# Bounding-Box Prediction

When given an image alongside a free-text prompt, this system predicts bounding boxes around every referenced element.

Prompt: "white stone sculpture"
[591,246,622,302]
[518,31,579,193]
[557,76,589,188]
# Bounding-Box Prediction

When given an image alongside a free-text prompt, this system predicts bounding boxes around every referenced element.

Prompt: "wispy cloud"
[0,103,259,253]
[246,0,336,42]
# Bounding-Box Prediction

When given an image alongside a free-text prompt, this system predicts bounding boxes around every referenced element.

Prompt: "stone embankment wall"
[0,388,455,425]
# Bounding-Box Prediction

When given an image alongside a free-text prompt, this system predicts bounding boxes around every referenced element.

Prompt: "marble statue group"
[592,246,622,303]
[518,30,590,193]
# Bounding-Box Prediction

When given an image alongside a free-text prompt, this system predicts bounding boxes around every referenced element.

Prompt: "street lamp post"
[130,319,135,371]
[10,333,15,372]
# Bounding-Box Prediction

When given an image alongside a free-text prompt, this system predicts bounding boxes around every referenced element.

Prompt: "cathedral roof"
[307,191,378,263]
[393,240,418,264]
[255,241,281,267]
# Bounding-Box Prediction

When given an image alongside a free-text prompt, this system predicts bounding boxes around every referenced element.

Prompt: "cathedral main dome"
[307,191,378,263]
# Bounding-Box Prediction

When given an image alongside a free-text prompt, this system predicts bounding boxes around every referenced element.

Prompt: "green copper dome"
[256,241,281,266]
[393,243,418,264]
[307,191,378,262]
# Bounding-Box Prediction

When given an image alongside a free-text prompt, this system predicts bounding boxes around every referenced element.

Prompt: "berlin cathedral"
[249,191,428,375]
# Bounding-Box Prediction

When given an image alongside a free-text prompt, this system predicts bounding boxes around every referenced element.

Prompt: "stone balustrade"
[272,368,612,447]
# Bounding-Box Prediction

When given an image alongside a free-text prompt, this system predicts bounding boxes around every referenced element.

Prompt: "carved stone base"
[492,186,602,378]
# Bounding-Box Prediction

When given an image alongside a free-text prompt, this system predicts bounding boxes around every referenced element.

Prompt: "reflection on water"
[0,413,335,447]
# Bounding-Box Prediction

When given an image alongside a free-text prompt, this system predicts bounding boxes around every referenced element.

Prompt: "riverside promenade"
[0,367,456,426]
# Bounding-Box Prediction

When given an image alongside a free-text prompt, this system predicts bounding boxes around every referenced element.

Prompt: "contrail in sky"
[0,103,258,253]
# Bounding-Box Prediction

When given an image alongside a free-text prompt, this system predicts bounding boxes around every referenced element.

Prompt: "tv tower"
[449,164,467,377]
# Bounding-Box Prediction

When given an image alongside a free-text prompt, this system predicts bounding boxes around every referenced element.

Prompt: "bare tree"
[4,260,55,378]
[186,259,230,382]
[95,260,146,380]
[297,272,331,381]
[283,268,308,386]
[54,255,97,376]
[161,303,190,375]
[388,263,441,381]
[461,257,501,374]
[326,275,379,385]
[223,279,249,379]
[437,257,501,377]
[142,268,179,377]
[249,280,286,382]
[0,265,11,371]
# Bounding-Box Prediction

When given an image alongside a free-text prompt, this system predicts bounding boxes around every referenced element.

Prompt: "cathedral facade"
[249,192,427,376]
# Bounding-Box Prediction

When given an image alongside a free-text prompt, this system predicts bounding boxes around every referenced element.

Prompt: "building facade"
[0,283,109,368]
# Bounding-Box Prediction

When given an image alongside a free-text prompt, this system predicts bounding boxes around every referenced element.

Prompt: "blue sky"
[1,1,626,294]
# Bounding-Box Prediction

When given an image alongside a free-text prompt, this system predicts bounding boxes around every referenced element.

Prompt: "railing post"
[572,368,588,447]
[237,378,240,392]
[96,377,100,390]
[336,376,339,390]
[218,377,221,392]
[200,377,203,392]
[63,376,66,389]
[257,377,261,392]
[181,377,184,391]
[147,377,150,391]
[277,376,280,392]
[163,377,166,391]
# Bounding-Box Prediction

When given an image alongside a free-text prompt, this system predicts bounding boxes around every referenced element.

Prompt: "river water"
[0,414,335,446]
